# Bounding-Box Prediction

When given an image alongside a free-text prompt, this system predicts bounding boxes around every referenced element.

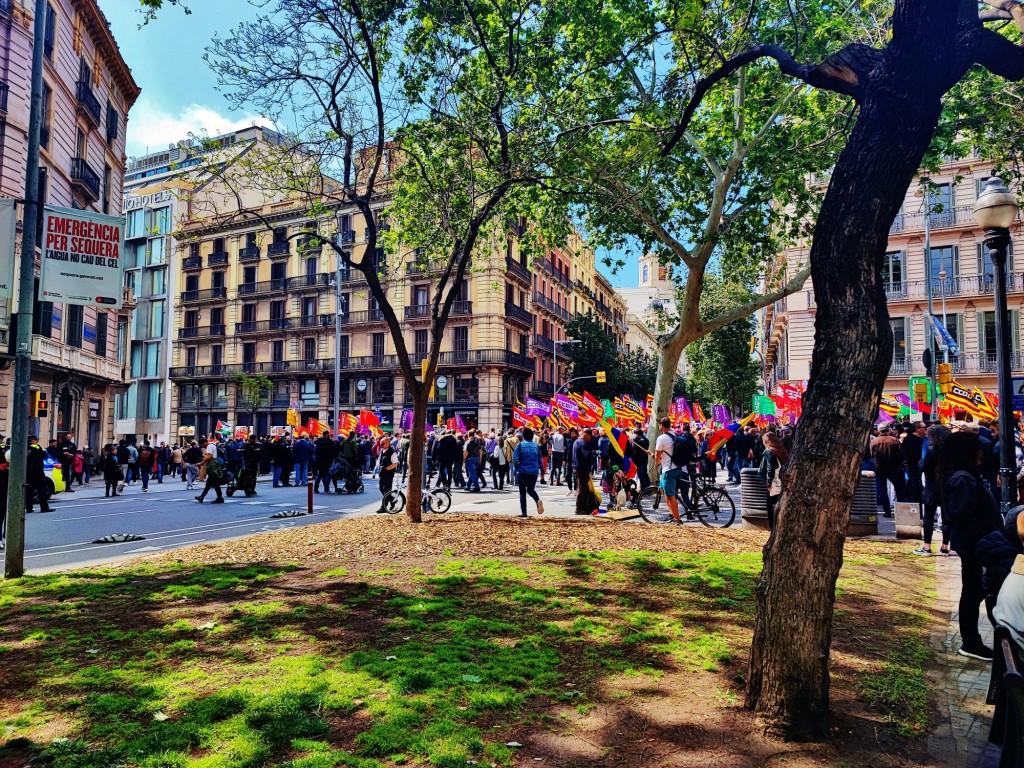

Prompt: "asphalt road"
[11,475,385,573]
[7,472,749,574]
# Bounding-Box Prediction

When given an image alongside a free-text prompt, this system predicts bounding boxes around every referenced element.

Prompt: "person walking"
[902,421,927,504]
[71,450,85,487]
[82,445,94,485]
[377,436,399,502]
[550,427,566,485]
[182,441,202,491]
[101,444,121,497]
[939,430,1003,660]
[194,437,226,504]
[26,435,54,513]
[56,432,77,493]
[915,425,952,556]
[512,427,544,518]
[171,444,183,478]
[292,434,313,487]
[565,428,579,492]
[463,431,482,492]
[758,431,789,531]
[138,442,156,493]
[871,423,908,516]
[313,432,338,493]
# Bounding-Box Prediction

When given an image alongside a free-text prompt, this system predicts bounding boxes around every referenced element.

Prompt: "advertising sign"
[178,426,196,437]
[0,199,15,304]
[270,426,290,438]
[39,206,123,308]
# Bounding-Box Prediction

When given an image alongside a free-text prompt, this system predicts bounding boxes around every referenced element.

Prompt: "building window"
[101,165,112,213]
[415,329,428,358]
[150,299,165,337]
[301,379,318,405]
[642,264,649,284]
[271,340,284,362]
[303,337,316,361]
[33,297,53,337]
[211,345,223,367]
[454,326,469,352]
[186,347,197,367]
[270,300,285,320]
[929,245,959,290]
[184,309,198,328]
[65,304,83,348]
[95,312,107,356]
[43,4,56,60]
[211,271,225,289]
[882,251,904,293]
[302,297,317,319]
[40,83,52,150]
[890,317,909,369]
[338,335,349,360]
[978,241,1015,279]
[243,266,257,285]
[145,341,161,377]
[116,317,128,363]
[242,342,256,366]
[106,102,119,146]
[271,261,286,281]
[371,332,385,359]
[210,306,224,328]
[980,310,1021,361]
[148,267,166,297]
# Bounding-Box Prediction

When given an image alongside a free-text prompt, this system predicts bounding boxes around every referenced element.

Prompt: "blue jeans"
[465,457,480,491]
[140,466,150,490]
[294,461,309,486]
[272,465,283,487]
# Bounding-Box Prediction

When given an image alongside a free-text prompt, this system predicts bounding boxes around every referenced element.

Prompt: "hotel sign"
[123,190,173,212]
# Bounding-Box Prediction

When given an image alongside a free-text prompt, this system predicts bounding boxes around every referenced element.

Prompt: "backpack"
[671,434,697,468]
[139,447,153,465]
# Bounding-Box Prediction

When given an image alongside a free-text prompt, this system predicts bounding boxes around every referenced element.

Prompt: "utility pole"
[921,187,940,402]
[5,0,47,579]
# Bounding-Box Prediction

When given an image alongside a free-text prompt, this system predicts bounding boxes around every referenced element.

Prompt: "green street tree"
[684,277,760,417]
[231,371,272,433]
[561,314,621,398]
[192,0,602,522]
[656,0,1024,741]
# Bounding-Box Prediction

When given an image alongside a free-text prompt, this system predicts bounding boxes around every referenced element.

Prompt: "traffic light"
[596,371,606,384]
[937,362,952,395]
[32,391,48,418]
[913,381,929,403]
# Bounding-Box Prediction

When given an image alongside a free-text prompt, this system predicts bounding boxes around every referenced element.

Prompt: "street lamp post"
[553,339,582,397]
[974,176,1020,513]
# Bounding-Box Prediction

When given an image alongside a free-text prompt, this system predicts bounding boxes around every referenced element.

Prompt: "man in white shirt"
[550,427,566,485]
[654,417,682,524]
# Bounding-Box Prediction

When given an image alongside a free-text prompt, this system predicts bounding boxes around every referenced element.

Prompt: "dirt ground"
[0,514,938,768]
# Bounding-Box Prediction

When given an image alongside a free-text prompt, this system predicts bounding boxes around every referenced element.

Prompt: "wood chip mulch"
[142,513,905,567]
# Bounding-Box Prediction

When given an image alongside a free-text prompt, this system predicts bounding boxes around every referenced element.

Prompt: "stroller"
[330,457,365,494]
[225,465,258,497]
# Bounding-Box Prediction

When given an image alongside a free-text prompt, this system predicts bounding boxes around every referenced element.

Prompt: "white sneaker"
[143,488,149,493]
[537,500,545,515]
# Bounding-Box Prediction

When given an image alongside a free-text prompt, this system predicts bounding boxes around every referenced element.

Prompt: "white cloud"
[125,98,275,158]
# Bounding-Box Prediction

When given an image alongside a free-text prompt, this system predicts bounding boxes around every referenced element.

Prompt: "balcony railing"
[75,80,101,126]
[505,302,533,325]
[595,301,612,318]
[887,352,1024,377]
[238,278,288,297]
[342,309,385,325]
[287,273,333,290]
[298,236,323,252]
[506,256,531,283]
[297,314,337,328]
[238,245,262,262]
[533,334,555,353]
[452,301,472,316]
[0,81,8,114]
[236,318,292,334]
[70,157,101,201]
[268,242,290,257]
[181,287,227,303]
[538,257,573,289]
[883,273,1024,301]
[405,304,431,320]
[177,324,226,339]
[182,256,203,270]
[888,205,1022,234]
[529,382,556,400]
[208,251,229,266]
[532,291,570,322]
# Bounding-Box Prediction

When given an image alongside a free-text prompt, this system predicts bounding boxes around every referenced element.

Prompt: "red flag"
[337,412,358,435]
[307,418,327,438]
[512,407,529,428]
[581,391,602,416]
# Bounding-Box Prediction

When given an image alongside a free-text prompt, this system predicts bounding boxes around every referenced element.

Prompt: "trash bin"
[848,471,879,536]
[740,467,769,530]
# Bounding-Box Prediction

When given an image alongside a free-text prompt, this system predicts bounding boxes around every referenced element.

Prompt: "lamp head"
[974,176,1019,231]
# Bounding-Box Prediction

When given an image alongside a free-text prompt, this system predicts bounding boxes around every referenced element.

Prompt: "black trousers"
[200,475,223,501]
[958,551,986,648]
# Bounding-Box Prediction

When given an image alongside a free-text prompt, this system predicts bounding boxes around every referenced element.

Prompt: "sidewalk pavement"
[929,553,1001,768]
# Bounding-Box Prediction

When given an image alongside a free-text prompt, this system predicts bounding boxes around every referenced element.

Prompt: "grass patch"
[860,637,931,736]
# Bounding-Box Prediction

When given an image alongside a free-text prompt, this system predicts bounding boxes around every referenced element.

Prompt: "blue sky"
[100,0,638,287]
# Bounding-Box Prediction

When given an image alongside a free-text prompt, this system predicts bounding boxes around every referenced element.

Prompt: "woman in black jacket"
[758,431,788,531]
[940,431,1004,660]
[916,425,952,555]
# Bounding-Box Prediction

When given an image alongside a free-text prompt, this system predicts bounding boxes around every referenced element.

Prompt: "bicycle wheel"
[636,486,664,523]
[380,489,406,514]
[696,487,736,528]
[429,487,452,513]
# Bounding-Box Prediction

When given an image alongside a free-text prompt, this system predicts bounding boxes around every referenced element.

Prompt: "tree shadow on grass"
[0,551,933,768]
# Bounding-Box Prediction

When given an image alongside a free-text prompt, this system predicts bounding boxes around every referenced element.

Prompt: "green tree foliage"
[561,314,620,399]
[232,372,272,429]
[684,278,760,415]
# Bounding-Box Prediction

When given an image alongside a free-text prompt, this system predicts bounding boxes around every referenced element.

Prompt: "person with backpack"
[463,431,482,492]
[654,417,687,524]
[194,436,226,504]
[101,444,121,498]
[138,442,157,493]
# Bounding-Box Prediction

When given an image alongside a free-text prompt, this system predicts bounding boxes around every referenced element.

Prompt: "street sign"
[39,206,124,308]
[596,371,606,384]
[286,409,300,427]
[436,375,448,390]
[0,199,15,304]
[1013,377,1024,412]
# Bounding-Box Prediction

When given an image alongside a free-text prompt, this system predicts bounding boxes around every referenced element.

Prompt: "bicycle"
[637,470,736,527]
[379,472,452,515]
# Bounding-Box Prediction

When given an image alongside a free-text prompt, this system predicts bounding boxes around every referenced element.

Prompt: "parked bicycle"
[379,472,452,515]
[637,470,736,527]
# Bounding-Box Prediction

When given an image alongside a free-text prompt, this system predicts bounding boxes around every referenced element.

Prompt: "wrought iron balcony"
[505,301,533,326]
[267,242,291,257]
[182,256,203,270]
[75,80,101,127]
[533,334,555,353]
[297,313,337,328]
[181,287,227,303]
[506,256,531,283]
[177,324,226,339]
[0,81,8,114]
[452,301,472,316]
[238,245,262,262]
[70,157,100,201]
[238,278,288,297]
[341,309,385,325]
[236,318,292,334]
[532,291,570,322]
[287,272,333,291]
[405,304,431,320]
[208,251,229,266]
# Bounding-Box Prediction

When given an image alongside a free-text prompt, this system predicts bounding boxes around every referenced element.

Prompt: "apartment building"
[0,0,139,447]
[763,157,1023,398]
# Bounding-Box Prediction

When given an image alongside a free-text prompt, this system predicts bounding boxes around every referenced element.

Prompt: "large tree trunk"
[646,334,687,482]
[405,387,430,523]
[745,74,946,739]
